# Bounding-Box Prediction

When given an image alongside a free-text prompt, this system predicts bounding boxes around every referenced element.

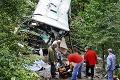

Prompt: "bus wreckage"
[19,0,71,53]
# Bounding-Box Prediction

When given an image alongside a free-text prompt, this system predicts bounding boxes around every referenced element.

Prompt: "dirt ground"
[38,63,106,80]
[34,54,106,80]
[53,69,106,80]
[49,70,107,80]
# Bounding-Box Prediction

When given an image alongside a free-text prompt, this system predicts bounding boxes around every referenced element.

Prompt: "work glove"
[67,69,71,72]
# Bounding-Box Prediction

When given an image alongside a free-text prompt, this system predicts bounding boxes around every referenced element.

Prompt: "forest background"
[0,0,120,79]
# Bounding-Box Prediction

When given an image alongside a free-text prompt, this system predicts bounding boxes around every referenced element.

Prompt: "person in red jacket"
[84,46,97,80]
[67,52,84,80]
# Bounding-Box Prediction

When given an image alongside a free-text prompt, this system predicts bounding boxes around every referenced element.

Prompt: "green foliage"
[0,0,40,79]
[0,0,120,79]
[0,48,40,80]
[70,0,120,52]
[70,0,120,71]
[70,0,120,74]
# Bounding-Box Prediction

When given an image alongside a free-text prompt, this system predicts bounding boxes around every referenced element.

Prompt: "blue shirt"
[106,53,116,71]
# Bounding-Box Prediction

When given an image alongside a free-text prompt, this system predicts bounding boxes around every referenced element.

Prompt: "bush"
[0,48,41,80]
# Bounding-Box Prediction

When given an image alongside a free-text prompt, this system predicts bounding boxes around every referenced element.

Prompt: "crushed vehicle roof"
[32,0,71,31]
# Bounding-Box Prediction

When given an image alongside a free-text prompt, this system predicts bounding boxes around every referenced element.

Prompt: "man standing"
[67,52,84,80]
[106,48,116,80]
[84,46,97,80]
[48,43,58,79]
[52,40,63,65]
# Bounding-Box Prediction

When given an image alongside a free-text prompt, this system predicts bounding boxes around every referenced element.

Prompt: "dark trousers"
[50,62,56,78]
[86,65,95,78]
[58,59,62,65]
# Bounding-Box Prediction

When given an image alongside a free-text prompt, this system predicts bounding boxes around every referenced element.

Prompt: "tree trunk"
[102,44,105,70]
[69,32,74,53]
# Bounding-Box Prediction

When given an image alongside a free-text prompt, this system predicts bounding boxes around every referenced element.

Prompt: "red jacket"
[68,53,83,63]
[84,50,97,66]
